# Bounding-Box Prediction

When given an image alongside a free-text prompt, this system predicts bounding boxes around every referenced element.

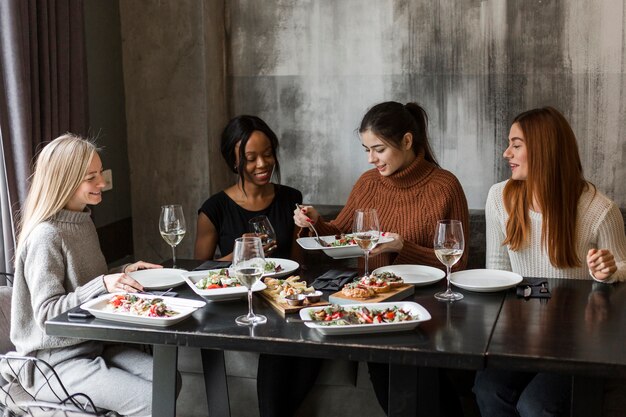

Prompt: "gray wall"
[119,0,229,260]
[84,0,132,228]
[227,0,626,210]
[116,0,626,260]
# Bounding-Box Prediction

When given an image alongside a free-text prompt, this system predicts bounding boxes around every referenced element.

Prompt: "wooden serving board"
[328,284,415,305]
[258,291,330,316]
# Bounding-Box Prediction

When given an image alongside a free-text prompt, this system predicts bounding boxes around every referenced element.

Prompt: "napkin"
[193,260,232,271]
[516,278,551,299]
[312,269,359,291]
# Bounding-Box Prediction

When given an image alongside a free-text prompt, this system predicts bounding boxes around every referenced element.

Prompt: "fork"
[296,204,330,247]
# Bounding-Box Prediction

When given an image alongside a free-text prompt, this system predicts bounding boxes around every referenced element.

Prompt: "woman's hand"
[124,261,163,273]
[369,233,404,257]
[294,205,320,228]
[103,273,144,293]
[242,233,278,255]
[587,248,617,281]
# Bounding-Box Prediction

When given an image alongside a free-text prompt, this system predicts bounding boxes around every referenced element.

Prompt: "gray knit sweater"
[10,209,111,356]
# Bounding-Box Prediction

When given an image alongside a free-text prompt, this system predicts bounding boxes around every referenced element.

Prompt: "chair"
[0,355,117,416]
[0,273,117,417]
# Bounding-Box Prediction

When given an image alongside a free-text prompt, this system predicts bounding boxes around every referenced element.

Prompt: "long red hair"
[502,107,587,268]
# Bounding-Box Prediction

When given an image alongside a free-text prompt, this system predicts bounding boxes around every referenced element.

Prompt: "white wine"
[161,229,185,246]
[354,233,379,250]
[435,248,463,267]
[235,267,263,288]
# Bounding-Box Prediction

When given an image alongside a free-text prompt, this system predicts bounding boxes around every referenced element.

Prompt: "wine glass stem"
[171,246,177,268]
[446,265,452,293]
[364,250,370,276]
[247,289,254,318]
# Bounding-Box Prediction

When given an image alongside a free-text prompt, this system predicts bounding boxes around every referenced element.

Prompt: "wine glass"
[352,209,380,279]
[248,215,276,246]
[159,205,186,269]
[433,219,464,301]
[233,236,267,325]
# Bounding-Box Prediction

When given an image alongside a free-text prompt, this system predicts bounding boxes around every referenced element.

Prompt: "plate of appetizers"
[296,234,394,259]
[299,302,430,335]
[450,269,523,292]
[182,269,266,302]
[371,265,445,287]
[81,293,205,327]
[262,258,299,278]
[128,268,187,290]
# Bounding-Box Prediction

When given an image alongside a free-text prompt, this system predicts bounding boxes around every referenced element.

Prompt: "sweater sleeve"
[314,176,373,236]
[593,203,626,283]
[485,185,512,271]
[23,231,105,330]
[393,174,470,270]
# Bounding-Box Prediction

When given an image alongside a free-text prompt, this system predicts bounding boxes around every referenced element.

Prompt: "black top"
[198,184,302,258]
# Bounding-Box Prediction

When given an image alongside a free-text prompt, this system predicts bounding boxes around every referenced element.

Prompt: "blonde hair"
[16,134,98,258]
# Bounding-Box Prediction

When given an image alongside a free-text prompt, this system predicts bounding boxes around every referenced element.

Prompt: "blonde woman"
[1,134,161,416]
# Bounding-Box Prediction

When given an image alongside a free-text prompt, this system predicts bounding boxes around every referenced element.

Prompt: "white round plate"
[372,265,445,286]
[128,268,186,290]
[450,269,523,292]
[263,258,299,278]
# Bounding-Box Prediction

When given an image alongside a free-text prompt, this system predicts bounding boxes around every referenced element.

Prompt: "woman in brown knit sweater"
[295,101,469,272]
[257,102,470,417]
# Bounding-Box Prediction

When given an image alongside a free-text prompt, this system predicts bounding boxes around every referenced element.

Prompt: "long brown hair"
[503,107,587,268]
[359,101,439,166]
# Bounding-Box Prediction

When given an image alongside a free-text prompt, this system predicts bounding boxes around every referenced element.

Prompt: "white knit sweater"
[486,181,626,283]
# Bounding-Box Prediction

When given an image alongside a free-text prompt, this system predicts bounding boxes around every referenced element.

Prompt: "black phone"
[67,308,94,320]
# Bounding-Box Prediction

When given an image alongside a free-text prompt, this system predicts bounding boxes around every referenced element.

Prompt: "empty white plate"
[450,269,523,292]
[371,265,445,286]
[128,268,186,290]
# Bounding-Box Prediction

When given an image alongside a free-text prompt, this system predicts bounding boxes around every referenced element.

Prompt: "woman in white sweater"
[1,134,162,416]
[474,107,626,417]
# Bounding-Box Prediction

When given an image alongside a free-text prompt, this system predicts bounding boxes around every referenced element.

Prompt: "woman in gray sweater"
[2,134,161,416]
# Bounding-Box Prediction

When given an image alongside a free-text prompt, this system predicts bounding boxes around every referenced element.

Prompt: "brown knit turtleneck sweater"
[313,150,469,272]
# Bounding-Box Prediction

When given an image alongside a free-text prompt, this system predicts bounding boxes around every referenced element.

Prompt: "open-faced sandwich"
[371,271,404,288]
[263,275,315,301]
[341,282,375,299]
[359,275,391,293]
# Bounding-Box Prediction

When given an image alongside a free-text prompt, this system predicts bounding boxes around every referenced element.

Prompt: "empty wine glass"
[352,209,380,279]
[248,215,276,246]
[159,205,186,269]
[433,219,464,301]
[233,236,267,325]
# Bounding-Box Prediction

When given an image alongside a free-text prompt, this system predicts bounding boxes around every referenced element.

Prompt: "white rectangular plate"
[371,265,445,286]
[296,235,393,259]
[182,270,267,302]
[81,293,205,327]
[128,268,187,290]
[263,258,299,278]
[299,301,431,335]
[450,269,523,292]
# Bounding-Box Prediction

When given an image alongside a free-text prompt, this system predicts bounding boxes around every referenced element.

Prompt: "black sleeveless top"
[198,185,303,259]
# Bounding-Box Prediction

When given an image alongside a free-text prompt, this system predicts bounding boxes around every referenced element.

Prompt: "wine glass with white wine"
[233,236,267,325]
[433,219,464,301]
[352,209,380,279]
[159,205,186,269]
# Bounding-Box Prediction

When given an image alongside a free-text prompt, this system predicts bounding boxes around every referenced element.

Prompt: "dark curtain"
[0,0,89,276]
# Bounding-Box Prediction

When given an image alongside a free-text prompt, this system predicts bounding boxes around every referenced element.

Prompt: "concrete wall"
[119,0,229,260]
[84,0,132,228]
[227,0,626,210]
[117,0,626,260]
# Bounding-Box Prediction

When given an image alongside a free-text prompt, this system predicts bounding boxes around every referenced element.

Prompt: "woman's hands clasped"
[587,249,617,281]
[104,261,163,293]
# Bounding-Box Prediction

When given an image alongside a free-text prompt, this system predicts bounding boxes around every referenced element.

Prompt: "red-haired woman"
[474,107,626,416]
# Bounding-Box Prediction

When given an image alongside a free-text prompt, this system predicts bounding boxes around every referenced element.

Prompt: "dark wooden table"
[45,254,506,417]
[487,278,626,417]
